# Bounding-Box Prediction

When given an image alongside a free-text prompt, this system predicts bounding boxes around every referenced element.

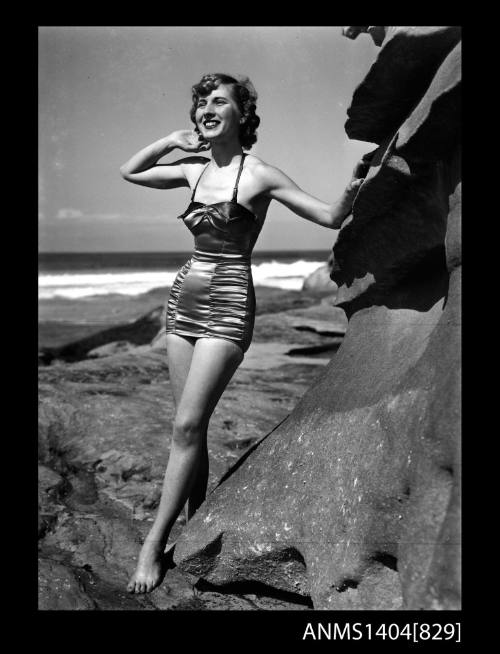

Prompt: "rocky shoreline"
[38,287,344,610]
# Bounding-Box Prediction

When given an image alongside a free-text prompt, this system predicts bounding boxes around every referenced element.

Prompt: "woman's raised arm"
[120,130,210,189]
[262,161,365,229]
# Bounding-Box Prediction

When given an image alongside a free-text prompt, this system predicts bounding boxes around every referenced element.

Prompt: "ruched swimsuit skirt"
[165,155,262,354]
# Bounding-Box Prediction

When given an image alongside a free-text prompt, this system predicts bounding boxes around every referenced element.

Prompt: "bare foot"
[127,540,176,594]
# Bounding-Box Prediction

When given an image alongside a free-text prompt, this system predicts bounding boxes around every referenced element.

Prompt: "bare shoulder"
[244,154,275,175]
[243,155,286,189]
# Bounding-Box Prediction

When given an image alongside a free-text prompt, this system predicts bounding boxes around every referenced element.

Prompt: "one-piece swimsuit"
[165,153,262,353]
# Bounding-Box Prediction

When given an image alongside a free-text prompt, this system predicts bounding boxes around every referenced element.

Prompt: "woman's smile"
[202,118,221,131]
[196,84,241,140]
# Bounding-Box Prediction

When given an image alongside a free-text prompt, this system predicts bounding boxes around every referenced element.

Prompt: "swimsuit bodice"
[177,154,262,255]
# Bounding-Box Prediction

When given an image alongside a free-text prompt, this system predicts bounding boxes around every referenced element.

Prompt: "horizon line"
[39,248,332,255]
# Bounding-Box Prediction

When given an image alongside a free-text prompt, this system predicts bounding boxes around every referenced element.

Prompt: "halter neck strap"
[232,153,247,203]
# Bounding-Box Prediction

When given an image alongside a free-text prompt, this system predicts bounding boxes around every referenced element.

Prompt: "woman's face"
[195,84,242,144]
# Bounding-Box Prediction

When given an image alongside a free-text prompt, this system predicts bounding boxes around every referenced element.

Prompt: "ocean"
[38,250,330,300]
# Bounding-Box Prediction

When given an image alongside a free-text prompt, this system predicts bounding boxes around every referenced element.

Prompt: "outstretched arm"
[120,130,211,189]
[263,161,365,229]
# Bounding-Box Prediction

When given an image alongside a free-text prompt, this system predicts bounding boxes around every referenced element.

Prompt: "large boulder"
[173,26,461,610]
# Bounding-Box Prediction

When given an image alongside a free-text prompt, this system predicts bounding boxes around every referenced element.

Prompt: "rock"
[252,302,347,346]
[332,29,461,315]
[87,340,138,358]
[445,180,461,272]
[39,464,65,494]
[39,306,164,364]
[38,558,97,610]
[301,263,338,296]
[38,465,68,538]
[302,252,338,298]
[240,342,332,370]
[173,26,461,611]
[344,27,461,144]
[332,145,449,312]
[396,41,461,162]
[96,449,152,482]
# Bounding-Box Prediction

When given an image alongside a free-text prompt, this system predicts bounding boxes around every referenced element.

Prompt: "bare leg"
[186,441,209,520]
[127,336,244,593]
[166,336,209,522]
[127,333,195,594]
[166,334,205,520]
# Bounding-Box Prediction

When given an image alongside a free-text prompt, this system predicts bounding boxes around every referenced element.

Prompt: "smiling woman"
[119,72,365,595]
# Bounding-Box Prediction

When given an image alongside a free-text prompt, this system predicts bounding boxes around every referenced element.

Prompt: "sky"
[38,26,378,252]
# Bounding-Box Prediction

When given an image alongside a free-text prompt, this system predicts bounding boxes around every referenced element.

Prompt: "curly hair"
[190,73,260,150]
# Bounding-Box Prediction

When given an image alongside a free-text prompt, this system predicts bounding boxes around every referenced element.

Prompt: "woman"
[121,73,364,594]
